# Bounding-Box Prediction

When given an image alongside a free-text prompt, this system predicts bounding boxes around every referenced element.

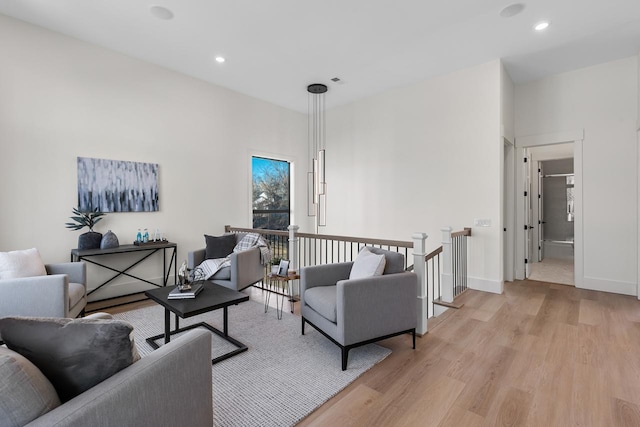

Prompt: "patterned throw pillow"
[0,317,141,402]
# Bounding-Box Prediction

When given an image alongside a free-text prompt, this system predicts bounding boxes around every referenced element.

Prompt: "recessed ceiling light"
[215,56,226,63]
[534,21,550,31]
[500,3,526,18]
[149,5,174,20]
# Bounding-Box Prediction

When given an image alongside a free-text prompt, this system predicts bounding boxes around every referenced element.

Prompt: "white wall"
[516,56,638,295]
[324,60,504,291]
[0,15,307,299]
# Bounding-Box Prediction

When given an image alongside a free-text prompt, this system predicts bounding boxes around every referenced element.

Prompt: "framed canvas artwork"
[77,157,159,212]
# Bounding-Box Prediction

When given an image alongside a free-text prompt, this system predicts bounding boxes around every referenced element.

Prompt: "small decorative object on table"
[168,282,203,299]
[100,230,119,249]
[168,260,204,299]
[65,207,105,250]
[177,261,190,291]
[277,259,290,277]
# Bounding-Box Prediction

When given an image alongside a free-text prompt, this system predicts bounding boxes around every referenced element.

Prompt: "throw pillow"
[0,317,141,403]
[349,247,386,280]
[0,248,47,280]
[0,347,61,427]
[204,234,236,260]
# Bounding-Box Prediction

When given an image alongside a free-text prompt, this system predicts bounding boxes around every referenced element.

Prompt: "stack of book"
[168,283,204,299]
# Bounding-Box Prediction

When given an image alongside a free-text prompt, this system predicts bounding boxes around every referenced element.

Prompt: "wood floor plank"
[482,386,532,427]
[613,398,640,427]
[393,374,466,427]
[454,345,518,417]
[438,404,484,427]
[579,298,607,325]
[571,362,614,426]
[303,384,382,427]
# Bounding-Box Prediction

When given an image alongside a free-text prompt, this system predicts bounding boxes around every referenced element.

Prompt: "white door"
[538,162,544,261]
[524,150,532,278]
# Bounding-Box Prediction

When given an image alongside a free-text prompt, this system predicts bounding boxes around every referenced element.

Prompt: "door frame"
[503,139,516,282]
[513,130,583,287]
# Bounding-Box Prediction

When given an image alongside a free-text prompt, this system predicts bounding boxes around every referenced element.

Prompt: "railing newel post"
[412,232,429,335]
[441,227,454,303]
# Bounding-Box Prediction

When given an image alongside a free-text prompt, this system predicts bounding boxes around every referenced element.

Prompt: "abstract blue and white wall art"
[77,157,159,212]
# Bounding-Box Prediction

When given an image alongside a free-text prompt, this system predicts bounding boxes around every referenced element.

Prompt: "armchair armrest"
[336,272,417,345]
[188,249,206,270]
[300,262,353,292]
[46,262,86,285]
[229,247,263,290]
[0,275,69,318]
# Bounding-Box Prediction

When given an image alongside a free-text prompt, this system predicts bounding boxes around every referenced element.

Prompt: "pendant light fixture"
[307,83,328,228]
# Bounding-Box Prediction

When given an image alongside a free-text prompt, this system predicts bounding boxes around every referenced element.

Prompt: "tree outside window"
[252,157,290,230]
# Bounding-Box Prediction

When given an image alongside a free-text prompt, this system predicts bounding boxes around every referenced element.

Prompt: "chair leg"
[412,329,416,349]
[342,347,349,371]
[301,317,305,335]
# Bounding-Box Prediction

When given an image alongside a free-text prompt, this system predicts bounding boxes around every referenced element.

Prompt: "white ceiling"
[1,0,640,113]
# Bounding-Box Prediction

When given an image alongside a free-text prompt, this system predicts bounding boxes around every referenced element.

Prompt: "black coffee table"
[144,282,249,364]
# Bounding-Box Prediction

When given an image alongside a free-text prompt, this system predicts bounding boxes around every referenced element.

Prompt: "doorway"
[529,153,575,285]
[512,130,583,287]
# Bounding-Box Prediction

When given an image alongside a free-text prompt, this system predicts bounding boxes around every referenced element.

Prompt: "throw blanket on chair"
[195,233,272,280]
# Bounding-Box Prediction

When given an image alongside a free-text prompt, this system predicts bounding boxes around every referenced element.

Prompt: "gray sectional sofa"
[16,329,213,427]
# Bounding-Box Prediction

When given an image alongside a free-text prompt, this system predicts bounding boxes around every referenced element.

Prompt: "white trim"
[515,129,584,147]
[581,277,637,296]
[469,277,503,294]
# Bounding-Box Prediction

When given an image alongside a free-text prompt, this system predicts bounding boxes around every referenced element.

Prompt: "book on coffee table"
[167,283,204,299]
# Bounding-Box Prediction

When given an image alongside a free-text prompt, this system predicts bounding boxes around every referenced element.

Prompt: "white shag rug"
[113,300,391,427]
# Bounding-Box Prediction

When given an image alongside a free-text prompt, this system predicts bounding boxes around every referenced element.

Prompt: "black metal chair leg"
[301,317,305,335]
[412,329,416,349]
[342,347,349,371]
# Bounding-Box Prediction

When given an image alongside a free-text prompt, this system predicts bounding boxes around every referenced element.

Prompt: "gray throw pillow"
[0,347,61,426]
[204,234,236,260]
[0,317,140,403]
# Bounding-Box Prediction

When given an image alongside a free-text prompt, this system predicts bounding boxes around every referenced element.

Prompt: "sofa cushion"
[204,234,236,260]
[0,347,61,427]
[68,282,85,308]
[0,248,47,280]
[212,266,231,280]
[305,285,337,323]
[0,317,141,402]
[349,247,386,280]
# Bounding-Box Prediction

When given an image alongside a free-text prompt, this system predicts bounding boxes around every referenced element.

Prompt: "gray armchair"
[300,247,417,370]
[188,233,264,292]
[0,262,87,321]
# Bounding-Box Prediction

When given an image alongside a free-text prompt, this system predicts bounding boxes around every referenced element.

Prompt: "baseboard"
[578,276,637,296]
[468,277,503,294]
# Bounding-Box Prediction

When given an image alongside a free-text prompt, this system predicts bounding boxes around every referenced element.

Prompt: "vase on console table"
[78,231,103,250]
[100,230,119,249]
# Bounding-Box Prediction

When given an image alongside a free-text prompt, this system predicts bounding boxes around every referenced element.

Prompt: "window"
[252,157,290,230]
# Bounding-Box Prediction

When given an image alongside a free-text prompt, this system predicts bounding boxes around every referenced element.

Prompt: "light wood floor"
[96,280,640,426]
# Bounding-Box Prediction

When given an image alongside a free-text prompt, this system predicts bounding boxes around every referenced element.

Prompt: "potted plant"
[270,257,282,275]
[65,207,106,250]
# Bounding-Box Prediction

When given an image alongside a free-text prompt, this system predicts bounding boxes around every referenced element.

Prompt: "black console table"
[71,242,177,306]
